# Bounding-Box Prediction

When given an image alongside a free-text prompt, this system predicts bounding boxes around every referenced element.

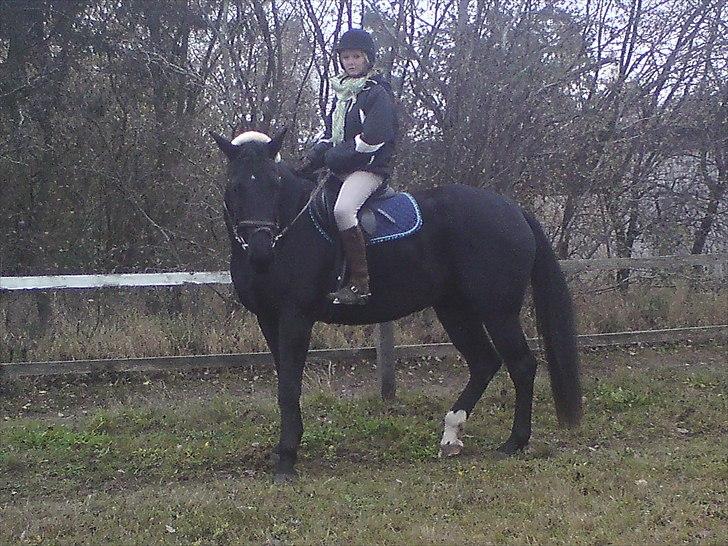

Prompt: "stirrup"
[328,284,371,305]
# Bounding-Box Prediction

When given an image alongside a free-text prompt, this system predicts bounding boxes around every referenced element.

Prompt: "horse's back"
[415,184,534,249]
[413,184,537,309]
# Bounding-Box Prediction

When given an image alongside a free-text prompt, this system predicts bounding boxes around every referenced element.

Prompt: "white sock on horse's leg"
[439,409,467,457]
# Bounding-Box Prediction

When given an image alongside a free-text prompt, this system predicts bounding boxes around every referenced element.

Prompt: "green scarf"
[329,70,377,145]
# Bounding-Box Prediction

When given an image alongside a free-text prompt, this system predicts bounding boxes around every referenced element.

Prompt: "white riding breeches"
[333,171,384,231]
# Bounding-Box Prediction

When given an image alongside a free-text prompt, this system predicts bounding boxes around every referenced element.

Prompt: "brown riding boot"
[328,226,371,305]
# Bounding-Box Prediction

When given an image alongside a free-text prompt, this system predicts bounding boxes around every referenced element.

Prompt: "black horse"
[212,129,582,482]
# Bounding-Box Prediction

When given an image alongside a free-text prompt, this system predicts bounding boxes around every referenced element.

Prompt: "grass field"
[1,344,726,544]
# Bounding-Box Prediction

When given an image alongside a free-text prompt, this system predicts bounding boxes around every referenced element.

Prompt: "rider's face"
[339,49,369,77]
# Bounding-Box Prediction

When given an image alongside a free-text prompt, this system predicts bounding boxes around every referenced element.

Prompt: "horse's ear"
[268,128,287,161]
[209,131,238,160]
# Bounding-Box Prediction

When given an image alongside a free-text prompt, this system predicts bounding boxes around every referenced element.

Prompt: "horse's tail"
[523,211,582,428]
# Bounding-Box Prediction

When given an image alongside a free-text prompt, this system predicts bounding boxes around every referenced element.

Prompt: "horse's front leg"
[256,311,280,365]
[273,307,313,483]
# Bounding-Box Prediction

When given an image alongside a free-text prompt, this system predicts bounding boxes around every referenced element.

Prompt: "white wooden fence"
[1,253,724,291]
[1,254,726,396]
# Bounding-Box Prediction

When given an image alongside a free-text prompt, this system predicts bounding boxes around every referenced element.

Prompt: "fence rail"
[1,254,726,291]
[559,253,726,273]
[0,271,231,291]
[2,325,725,379]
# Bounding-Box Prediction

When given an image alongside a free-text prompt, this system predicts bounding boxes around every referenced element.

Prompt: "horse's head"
[211,129,287,272]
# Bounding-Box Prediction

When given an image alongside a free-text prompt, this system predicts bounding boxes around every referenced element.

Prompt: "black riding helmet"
[334,28,376,68]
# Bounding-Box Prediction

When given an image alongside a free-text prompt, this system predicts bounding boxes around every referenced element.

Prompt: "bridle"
[228,217,279,251]
[224,173,326,252]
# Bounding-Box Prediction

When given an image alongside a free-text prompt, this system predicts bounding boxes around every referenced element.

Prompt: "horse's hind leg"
[483,313,537,455]
[434,303,502,457]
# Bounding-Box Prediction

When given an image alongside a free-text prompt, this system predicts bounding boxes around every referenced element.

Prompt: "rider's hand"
[306,141,333,170]
[324,141,370,173]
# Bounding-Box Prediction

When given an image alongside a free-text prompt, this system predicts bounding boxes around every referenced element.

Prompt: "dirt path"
[1,343,724,424]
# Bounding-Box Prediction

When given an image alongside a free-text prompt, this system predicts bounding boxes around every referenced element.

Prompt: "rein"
[271,174,327,248]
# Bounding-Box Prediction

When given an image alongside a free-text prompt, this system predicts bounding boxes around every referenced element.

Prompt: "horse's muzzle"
[248,228,275,271]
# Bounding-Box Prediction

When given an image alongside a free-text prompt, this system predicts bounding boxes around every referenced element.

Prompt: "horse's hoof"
[489,449,510,460]
[439,442,464,458]
[495,439,526,457]
[273,472,297,485]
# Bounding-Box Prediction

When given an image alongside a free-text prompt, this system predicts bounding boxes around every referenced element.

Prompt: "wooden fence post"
[376,321,396,400]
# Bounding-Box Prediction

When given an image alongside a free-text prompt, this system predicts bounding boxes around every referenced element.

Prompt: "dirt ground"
[1,342,724,424]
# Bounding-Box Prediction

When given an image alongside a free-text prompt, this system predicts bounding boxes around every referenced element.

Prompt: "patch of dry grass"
[1,281,725,363]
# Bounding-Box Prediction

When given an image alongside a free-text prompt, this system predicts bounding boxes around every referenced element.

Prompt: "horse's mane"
[279,162,318,192]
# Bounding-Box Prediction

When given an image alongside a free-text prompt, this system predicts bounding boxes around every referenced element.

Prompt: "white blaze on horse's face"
[226,130,283,213]
[439,409,467,457]
[231,131,282,163]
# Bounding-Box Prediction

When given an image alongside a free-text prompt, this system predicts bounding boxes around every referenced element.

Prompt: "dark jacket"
[322,73,399,179]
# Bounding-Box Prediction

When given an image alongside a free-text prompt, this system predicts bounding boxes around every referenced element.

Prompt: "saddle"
[309,176,423,245]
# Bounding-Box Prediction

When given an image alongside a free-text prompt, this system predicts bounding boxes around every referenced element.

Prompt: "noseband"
[230,219,279,251]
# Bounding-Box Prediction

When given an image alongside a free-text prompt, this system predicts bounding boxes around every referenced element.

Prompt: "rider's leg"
[333,171,384,231]
[329,171,383,304]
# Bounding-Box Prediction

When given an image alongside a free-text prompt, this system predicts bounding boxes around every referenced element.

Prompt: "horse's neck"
[279,167,317,225]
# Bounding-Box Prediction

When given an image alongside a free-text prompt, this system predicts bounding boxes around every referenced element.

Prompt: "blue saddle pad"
[310,191,423,245]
